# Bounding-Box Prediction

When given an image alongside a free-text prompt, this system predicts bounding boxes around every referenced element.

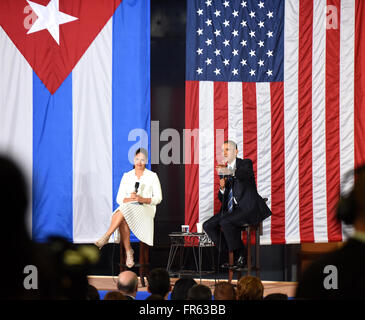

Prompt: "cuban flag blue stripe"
[112,1,151,242]
[32,72,73,242]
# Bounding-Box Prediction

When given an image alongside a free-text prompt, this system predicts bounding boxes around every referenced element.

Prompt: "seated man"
[203,140,271,268]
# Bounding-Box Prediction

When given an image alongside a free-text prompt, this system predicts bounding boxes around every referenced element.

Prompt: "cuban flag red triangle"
[0,0,122,94]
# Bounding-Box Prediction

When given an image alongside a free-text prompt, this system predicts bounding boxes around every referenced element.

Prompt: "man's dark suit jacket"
[218,158,271,225]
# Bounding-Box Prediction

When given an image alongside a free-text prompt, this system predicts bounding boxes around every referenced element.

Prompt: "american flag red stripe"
[213,82,228,215]
[355,0,365,176]
[185,81,200,232]
[326,0,342,241]
[242,83,257,178]
[185,0,365,244]
[298,0,314,243]
[242,83,257,245]
[270,82,285,244]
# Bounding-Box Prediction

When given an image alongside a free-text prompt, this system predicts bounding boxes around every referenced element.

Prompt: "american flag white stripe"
[312,0,328,243]
[283,0,300,243]
[228,82,243,159]
[256,82,272,245]
[199,81,215,224]
[339,0,355,239]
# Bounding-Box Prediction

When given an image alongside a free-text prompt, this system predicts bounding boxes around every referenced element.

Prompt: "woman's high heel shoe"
[94,234,110,250]
[126,249,135,268]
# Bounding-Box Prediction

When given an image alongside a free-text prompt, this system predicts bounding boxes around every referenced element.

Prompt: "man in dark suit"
[295,165,365,299]
[203,140,271,267]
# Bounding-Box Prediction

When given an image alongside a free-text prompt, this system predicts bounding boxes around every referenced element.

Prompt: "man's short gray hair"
[223,140,237,150]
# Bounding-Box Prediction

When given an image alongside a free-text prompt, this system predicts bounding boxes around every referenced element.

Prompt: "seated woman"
[95,148,162,268]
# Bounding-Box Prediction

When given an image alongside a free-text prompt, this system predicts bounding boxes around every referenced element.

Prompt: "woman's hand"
[123,193,140,203]
[130,192,139,202]
[130,192,151,204]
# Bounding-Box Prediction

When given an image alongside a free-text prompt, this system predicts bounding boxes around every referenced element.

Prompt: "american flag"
[185,0,365,244]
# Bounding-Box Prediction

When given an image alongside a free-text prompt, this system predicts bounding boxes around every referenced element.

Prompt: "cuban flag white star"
[27,0,78,45]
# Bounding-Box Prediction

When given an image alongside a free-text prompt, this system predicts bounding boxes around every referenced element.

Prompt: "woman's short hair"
[135,147,148,160]
[236,276,264,300]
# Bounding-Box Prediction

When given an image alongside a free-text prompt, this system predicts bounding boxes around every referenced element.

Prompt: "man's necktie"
[227,179,234,213]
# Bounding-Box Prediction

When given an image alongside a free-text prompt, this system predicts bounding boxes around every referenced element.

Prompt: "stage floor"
[87,275,298,298]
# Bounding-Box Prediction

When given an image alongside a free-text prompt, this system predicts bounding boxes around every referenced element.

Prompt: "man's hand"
[216,164,234,176]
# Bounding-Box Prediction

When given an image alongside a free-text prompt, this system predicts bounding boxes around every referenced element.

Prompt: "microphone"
[134,182,140,193]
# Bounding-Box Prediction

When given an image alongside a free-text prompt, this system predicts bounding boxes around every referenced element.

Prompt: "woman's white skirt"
[112,202,155,246]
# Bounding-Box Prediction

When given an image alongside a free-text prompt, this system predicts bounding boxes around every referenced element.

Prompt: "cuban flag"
[0,0,150,243]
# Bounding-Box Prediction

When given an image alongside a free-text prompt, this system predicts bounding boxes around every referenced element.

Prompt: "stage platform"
[87,275,298,298]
